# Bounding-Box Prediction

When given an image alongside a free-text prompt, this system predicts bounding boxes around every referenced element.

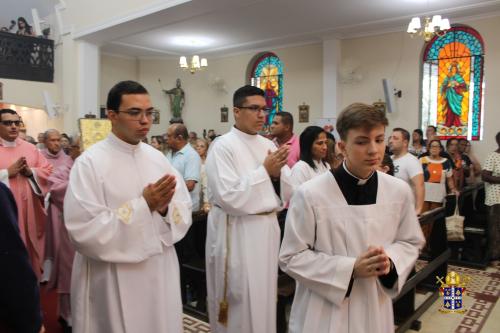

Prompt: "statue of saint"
[163,78,185,120]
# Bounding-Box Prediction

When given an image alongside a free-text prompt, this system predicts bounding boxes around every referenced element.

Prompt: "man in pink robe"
[40,130,73,276]
[48,160,76,328]
[40,129,76,329]
[0,109,52,280]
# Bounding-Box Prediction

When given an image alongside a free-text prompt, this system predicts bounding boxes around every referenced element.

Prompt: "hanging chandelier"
[407,15,450,42]
[179,55,208,74]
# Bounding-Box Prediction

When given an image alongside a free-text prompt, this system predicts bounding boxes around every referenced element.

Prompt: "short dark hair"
[336,103,388,141]
[275,111,294,130]
[233,85,265,107]
[496,131,500,146]
[0,108,18,121]
[106,81,148,111]
[300,126,327,170]
[172,124,189,141]
[428,139,443,151]
[446,138,459,148]
[393,128,410,142]
[381,153,395,176]
[427,125,437,133]
[413,129,425,145]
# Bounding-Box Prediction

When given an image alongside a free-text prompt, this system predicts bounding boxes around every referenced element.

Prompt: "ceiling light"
[179,55,208,74]
[407,15,450,42]
[171,36,213,48]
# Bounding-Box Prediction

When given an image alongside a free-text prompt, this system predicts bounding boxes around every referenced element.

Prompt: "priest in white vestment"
[280,103,425,333]
[64,81,192,333]
[205,85,290,333]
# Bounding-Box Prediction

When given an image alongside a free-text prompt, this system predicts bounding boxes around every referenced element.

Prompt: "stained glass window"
[249,52,283,128]
[421,26,485,140]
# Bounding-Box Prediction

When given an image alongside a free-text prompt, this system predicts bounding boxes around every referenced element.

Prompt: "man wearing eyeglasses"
[205,85,291,333]
[64,81,192,333]
[0,108,53,281]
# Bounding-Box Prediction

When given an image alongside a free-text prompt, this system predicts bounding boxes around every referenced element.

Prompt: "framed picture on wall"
[79,118,112,151]
[152,110,160,124]
[299,103,309,123]
[221,105,229,122]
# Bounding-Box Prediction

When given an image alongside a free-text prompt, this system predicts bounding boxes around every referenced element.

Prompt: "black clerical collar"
[341,161,375,186]
[332,161,378,205]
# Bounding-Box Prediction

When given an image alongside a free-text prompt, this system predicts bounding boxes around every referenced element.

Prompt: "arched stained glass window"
[421,25,485,140]
[249,52,283,128]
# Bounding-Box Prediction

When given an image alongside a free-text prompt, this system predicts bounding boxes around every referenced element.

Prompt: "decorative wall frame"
[152,110,160,124]
[299,103,309,123]
[220,105,229,123]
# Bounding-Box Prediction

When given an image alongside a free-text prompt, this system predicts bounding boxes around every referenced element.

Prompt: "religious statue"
[162,78,185,121]
[441,61,468,128]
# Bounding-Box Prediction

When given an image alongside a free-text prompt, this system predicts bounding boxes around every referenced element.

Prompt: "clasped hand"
[263,146,290,178]
[8,157,32,178]
[353,246,392,278]
[143,174,176,213]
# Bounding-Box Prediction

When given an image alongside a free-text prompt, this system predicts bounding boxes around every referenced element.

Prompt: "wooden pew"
[394,207,450,332]
[446,183,489,269]
[179,211,209,320]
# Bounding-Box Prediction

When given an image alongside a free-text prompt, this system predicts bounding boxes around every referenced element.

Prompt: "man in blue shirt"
[166,123,201,211]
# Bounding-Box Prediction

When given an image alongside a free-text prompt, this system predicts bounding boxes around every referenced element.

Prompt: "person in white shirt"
[64,81,192,333]
[205,85,290,333]
[389,128,425,215]
[482,131,500,260]
[283,126,330,202]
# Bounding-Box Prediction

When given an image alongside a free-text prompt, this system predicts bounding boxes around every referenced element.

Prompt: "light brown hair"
[336,103,388,141]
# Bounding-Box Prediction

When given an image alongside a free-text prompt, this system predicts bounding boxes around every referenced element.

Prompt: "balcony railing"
[0,31,54,83]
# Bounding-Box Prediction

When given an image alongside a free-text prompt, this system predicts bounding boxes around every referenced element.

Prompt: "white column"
[322,38,342,118]
[62,39,100,134]
[77,40,100,118]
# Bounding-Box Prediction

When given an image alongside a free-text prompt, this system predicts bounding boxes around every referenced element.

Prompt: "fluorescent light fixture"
[170,36,213,47]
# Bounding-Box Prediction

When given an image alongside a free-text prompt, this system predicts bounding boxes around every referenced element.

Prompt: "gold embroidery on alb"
[172,206,182,225]
[116,203,133,224]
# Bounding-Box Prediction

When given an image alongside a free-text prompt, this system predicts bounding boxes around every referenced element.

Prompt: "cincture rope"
[218,214,230,326]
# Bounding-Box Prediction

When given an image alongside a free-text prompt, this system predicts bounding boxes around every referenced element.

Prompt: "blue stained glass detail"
[251,54,284,127]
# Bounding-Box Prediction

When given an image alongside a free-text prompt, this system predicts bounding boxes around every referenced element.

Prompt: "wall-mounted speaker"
[382,78,398,114]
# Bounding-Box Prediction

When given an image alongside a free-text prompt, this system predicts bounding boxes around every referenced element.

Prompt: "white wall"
[66,0,173,33]
[100,54,139,106]
[136,43,323,137]
[340,16,500,163]
[0,79,64,135]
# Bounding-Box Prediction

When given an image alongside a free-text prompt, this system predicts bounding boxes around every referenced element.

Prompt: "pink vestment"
[0,138,52,279]
[46,162,74,293]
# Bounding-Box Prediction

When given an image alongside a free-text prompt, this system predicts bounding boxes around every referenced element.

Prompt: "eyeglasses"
[0,120,23,127]
[430,145,441,148]
[112,108,157,120]
[236,105,271,114]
